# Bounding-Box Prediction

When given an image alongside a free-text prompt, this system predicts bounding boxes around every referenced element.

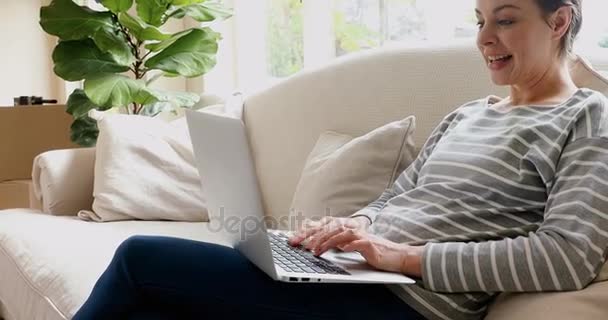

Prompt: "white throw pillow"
[288,116,416,230]
[78,113,207,222]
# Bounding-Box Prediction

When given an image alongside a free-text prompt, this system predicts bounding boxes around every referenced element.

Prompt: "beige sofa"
[2,43,608,320]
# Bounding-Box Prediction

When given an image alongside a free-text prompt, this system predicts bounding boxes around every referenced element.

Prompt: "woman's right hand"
[288,216,371,253]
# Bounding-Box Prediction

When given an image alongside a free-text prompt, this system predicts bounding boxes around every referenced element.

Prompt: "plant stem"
[133,43,143,80]
[116,15,146,115]
[141,50,153,61]
[117,17,144,80]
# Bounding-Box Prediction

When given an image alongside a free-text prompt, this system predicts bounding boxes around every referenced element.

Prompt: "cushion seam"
[387,117,414,188]
[0,241,69,320]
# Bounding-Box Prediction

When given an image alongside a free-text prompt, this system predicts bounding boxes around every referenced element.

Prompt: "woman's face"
[475,0,561,86]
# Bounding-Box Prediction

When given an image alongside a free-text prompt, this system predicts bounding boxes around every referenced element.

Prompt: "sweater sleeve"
[422,137,608,293]
[350,112,458,224]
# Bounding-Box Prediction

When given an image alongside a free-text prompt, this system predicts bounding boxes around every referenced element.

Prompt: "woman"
[74,0,607,319]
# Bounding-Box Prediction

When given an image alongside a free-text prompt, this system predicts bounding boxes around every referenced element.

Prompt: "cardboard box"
[0,180,41,210]
[0,105,77,182]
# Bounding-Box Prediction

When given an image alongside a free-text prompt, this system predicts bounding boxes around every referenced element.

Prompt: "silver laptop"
[185,110,415,284]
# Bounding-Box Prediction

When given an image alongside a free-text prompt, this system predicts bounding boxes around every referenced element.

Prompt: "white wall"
[0,0,198,108]
[0,0,63,106]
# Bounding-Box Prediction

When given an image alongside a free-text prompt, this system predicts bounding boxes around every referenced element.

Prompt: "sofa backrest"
[242,43,608,221]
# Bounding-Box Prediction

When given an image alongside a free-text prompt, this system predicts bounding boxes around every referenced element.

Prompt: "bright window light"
[205,0,608,95]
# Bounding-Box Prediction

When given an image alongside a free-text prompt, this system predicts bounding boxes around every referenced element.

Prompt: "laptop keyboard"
[268,233,349,275]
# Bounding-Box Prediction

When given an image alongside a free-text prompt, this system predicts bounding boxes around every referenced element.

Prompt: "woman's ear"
[549,6,573,41]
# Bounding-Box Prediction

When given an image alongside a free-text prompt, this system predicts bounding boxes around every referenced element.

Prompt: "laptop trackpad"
[322,250,416,284]
[322,250,378,271]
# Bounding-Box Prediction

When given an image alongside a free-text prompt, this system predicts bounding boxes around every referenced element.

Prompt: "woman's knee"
[113,236,230,266]
[113,236,247,279]
[113,235,160,265]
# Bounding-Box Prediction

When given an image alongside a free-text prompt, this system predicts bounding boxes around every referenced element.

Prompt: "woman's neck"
[507,59,578,107]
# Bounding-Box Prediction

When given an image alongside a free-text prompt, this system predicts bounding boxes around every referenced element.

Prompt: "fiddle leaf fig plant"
[40,0,232,146]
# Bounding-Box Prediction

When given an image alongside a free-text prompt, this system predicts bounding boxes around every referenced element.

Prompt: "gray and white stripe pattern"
[352,88,608,320]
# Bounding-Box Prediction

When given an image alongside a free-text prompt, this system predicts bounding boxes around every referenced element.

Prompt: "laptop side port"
[301,278,310,282]
[289,277,298,282]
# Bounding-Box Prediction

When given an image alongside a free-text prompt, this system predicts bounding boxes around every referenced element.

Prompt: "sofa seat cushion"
[0,209,230,320]
[486,280,608,320]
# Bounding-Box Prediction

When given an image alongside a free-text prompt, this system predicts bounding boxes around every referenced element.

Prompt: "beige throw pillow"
[569,54,608,95]
[289,116,416,229]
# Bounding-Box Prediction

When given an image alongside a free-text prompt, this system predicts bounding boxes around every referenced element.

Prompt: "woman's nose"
[477,25,497,48]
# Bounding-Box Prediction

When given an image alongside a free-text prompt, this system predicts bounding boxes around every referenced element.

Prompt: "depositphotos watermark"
[204,207,371,241]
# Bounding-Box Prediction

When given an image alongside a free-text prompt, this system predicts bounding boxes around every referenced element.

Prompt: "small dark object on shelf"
[13,96,58,106]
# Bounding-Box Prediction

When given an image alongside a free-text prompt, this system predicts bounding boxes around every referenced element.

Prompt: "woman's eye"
[476,21,484,29]
[498,20,514,26]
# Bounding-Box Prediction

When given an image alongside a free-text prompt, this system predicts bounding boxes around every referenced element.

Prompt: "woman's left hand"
[302,227,423,277]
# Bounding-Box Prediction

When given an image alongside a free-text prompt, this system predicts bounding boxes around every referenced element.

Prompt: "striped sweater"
[352,88,608,320]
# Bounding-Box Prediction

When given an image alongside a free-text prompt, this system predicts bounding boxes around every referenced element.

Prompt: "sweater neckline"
[485,88,584,113]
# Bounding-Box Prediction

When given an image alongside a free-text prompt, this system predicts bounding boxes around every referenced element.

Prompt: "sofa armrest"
[32,148,95,215]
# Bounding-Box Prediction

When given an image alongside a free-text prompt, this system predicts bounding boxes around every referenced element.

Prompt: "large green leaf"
[146,29,194,52]
[40,0,133,65]
[170,0,205,5]
[139,90,199,116]
[117,12,142,34]
[93,29,135,66]
[70,116,99,147]
[52,39,130,81]
[84,74,158,107]
[145,28,220,77]
[144,29,194,52]
[141,27,171,42]
[66,89,111,119]
[135,0,171,27]
[118,12,170,42]
[148,89,200,107]
[100,0,133,13]
[140,101,173,117]
[169,2,232,22]
[40,0,115,41]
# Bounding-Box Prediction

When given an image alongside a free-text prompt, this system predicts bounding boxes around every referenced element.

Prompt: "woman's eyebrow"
[475,4,522,15]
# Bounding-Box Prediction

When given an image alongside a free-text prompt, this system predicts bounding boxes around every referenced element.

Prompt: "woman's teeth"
[489,55,512,63]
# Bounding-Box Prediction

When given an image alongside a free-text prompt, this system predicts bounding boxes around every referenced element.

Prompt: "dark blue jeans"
[73,236,426,320]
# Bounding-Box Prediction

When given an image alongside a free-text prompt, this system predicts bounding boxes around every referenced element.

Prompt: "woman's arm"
[419,137,608,293]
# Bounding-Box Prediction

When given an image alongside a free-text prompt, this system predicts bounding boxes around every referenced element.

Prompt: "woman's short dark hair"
[534,0,583,58]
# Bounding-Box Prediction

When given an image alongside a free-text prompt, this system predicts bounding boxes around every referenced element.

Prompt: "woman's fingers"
[341,239,368,252]
[304,219,353,251]
[288,226,319,246]
[288,218,332,246]
[314,228,360,256]
[341,239,376,264]
[307,225,349,253]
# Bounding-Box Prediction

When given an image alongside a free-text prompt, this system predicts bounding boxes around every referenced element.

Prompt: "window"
[577,0,608,59]
[267,0,304,78]
[206,0,608,95]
